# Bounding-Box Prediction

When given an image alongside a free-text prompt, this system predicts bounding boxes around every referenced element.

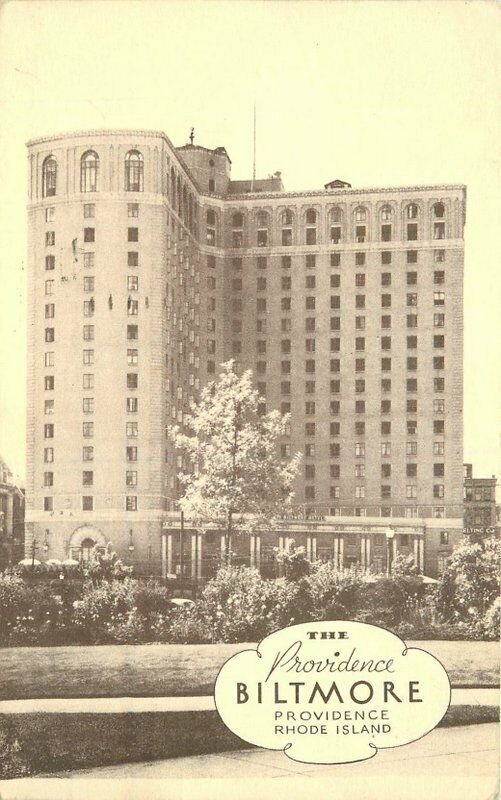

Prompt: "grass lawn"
[0,640,498,700]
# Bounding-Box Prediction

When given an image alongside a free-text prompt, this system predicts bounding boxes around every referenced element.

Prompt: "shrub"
[482,597,500,641]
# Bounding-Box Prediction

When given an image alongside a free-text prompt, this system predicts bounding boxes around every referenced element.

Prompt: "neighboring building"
[0,457,25,568]
[26,129,466,577]
[463,463,498,540]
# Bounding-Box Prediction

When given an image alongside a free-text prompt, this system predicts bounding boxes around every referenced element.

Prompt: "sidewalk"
[0,687,497,714]
[2,724,498,800]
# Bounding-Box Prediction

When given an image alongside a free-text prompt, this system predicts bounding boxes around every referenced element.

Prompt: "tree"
[436,536,500,622]
[174,361,301,560]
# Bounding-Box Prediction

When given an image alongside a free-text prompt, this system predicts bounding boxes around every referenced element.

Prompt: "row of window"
[43,495,138,512]
[299,485,447,501]
[247,272,446,290]
[42,151,144,196]
[228,251,446,270]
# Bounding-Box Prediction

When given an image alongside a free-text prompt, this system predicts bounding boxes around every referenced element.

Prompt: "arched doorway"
[69,525,107,564]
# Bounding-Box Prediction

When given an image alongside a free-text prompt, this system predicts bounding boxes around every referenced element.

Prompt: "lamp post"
[385,526,395,576]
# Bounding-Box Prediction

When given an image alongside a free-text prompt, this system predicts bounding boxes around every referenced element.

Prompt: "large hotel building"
[26,129,465,578]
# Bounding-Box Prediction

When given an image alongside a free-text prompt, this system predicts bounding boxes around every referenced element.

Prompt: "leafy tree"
[436,536,500,622]
[175,361,301,559]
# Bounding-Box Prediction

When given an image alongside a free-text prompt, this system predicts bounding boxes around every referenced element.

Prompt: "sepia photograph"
[0,1,499,798]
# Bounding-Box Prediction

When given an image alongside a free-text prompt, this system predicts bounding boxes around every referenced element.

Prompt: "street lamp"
[385,526,395,576]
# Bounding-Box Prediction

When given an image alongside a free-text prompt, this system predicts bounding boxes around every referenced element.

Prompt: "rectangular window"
[434,291,445,305]
[126,446,138,462]
[381,294,391,307]
[355,273,366,287]
[45,303,55,318]
[127,397,138,413]
[407,272,417,285]
[128,203,139,217]
[407,314,418,328]
[45,207,55,222]
[330,253,341,267]
[128,227,139,242]
[83,325,94,341]
[127,348,138,365]
[381,251,392,265]
[434,222,445,240]
[45,255,55,271]
[381,273,391,286]
[82,397,94,414]
[355,252,365,266]
[83,349,94,365]
[84,203,95,218]
[381,336,391,350]
[257,257,267,270]
[381,357,391,371]
[83,373,94,389]
[434,271,445,284]
[128,251,139,267]
[407,399,417,412]
[45,279,55,295]
[128,299,139,315]
[126,471,137,487]
[83,300,95,316]
[381,224,392,241]
[434,335,445,348]
[45,327,55,343]
[407,223,418,241]
[330,274,340,288]
[82,471,93,486]
[82,495,94,511]
[84,227,95,243]
[126,422,138,437]
[46,231,55,246]
[82,422,94,438]
[381,421,391,434]
[82,446,94,461]
[381,315,391,329]
[330,295,340,309]
[127,373,138,389]
[434,377,445,392]
[406,485,417,499]
[128,276,139,291]
[127,324,138,340]
[305,254,316,269]
[44,496,53,511]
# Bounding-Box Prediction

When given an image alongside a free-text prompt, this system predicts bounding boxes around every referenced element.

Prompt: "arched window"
[329,207,343,244]
[406,203,419,219]
[232,212,244,228]
[80,151,99,192]
[433,202,445,218]
[206,209,216,246]
[381,205,393,221]
[354,207,368,242]
[177,176,182,216]
[305,208,317,245]
[281,209,293,246]
[256,211,269,247]
[183,186,188,222]
[42,156,57,197]
[125,151,144,192]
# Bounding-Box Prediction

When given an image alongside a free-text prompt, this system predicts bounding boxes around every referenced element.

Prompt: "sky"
[0,0,499,485]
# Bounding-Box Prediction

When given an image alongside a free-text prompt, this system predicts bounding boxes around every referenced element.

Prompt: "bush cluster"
[0,536,498,646]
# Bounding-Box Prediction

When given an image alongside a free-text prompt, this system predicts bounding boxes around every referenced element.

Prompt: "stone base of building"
[24,513,463,580]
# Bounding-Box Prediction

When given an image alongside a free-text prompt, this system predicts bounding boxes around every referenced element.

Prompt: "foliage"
[72,578,173,644]
[391,552,419,577]
[436,536,500,624]
[482,596,500,640]
[174,361,301,555]
[87,543,133,583]
[274,541,311,581]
